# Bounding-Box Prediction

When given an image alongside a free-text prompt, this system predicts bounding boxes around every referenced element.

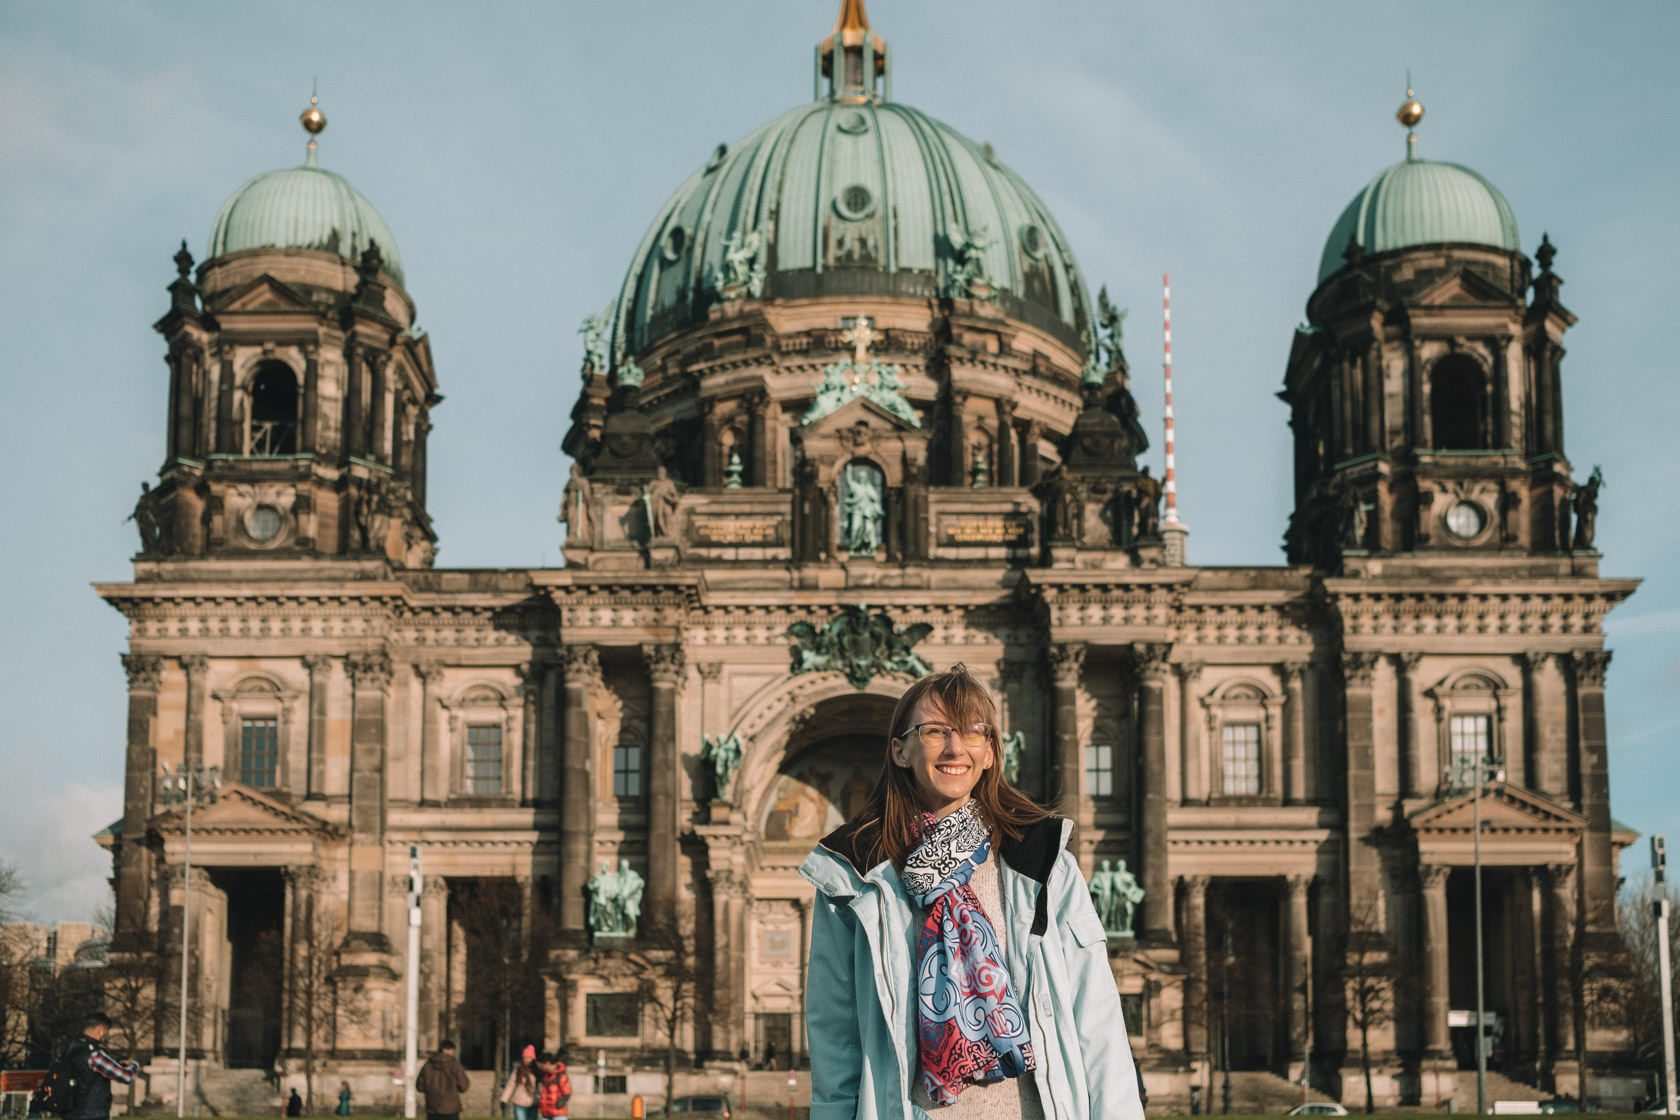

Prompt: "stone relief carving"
[786,604,933,689]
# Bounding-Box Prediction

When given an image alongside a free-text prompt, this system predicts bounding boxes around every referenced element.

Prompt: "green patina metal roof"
[1318,138,1520,284]
[613,99,1091,359]
[208,146,405,286]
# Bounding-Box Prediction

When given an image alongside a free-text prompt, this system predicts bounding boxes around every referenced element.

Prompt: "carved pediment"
[1410,782,1585,835]
[1410,266,1517,309]
[217,274,318,314]
[151,783,343,838]
[801,392,922,438]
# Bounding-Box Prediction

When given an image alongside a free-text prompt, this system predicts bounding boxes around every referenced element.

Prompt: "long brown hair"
[848,663,1053,870]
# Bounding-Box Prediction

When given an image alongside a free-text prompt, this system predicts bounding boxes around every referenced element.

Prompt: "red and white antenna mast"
[1161,273,1189,565]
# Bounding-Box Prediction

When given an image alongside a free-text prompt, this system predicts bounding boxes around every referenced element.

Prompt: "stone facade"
[96,20,1642,1118]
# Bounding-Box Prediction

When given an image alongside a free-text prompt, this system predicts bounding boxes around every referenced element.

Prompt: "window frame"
[442,681,521,805]
[463,723,505,796]
[1426,670,1514,795]
[1200,678,1281,804]
[239,716,281,789]
[1218,721,1263,797]
[214,674,301,795]
[1084,743,1115,799]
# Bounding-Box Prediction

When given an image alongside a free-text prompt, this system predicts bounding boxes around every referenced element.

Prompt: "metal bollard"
[630,1095,644,1119]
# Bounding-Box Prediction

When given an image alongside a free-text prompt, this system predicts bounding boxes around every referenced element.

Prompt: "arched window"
[248,361,299,455]
[1430,355,1487,450]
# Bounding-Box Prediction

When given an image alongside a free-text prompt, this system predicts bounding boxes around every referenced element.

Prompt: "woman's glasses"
[896,722,995,749]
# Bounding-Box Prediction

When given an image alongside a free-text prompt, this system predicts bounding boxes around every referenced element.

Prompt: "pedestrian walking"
[286,1089,303,1117]
[500,1045,539,1120]
[801,663,1146,1119]
[53,1012,140,1120]
[415,1041,471,1120]
[335,1081,351,1116]
[534,1055,572,1120]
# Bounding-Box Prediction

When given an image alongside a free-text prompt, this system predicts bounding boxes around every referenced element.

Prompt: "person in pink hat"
[499,1045,539,1120]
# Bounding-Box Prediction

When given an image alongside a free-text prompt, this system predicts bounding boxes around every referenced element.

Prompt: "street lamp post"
[1653,836,1676,1115]
[1448,754,1504,1116]
[157,763,222,1119]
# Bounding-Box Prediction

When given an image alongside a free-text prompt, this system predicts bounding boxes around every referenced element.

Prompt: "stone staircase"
[190,1068,280,1117]
[1456,1069,1550,1108]
[1216,1070,1338,1113]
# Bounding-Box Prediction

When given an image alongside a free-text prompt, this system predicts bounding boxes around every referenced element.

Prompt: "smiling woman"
[800,664,1145,1120]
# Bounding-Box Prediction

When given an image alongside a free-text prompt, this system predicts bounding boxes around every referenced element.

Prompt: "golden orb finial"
[300,93,327,135]
[1397,87,1424,129]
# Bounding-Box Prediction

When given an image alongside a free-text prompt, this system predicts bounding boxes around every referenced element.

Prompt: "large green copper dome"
[1318,138,1519,284]
[208,146,405,286]
[613,98,1091,358]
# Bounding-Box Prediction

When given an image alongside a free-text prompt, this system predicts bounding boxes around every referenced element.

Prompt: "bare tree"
[637,911,706,1118]
[94,898,176,1113]
[289,895,363,1115]
[453,879,553,1089]
[1337,902,1397,1115]
[1618,878,1680,1077]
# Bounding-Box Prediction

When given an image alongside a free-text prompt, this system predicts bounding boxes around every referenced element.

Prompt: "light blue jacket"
[798,816,1145,1120]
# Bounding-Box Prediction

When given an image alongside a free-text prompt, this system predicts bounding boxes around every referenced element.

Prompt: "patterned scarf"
[901,801,1036,1105]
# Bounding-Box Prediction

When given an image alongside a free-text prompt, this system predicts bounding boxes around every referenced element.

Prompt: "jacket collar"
[815,813,1067,883]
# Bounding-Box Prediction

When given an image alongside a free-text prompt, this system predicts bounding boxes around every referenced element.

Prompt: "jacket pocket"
[1068,909,1106,948]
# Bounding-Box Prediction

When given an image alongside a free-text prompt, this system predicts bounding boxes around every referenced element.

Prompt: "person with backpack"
[46,1012,139,1120]
[534,1055,571,1120]
[415,1041,471,1120]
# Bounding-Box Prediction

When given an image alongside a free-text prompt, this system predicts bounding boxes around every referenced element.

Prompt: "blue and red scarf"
[902,802,1036,1105]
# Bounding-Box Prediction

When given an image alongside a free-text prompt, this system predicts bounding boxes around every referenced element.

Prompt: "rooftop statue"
[579,304,612,380]
[787,603,934,689]
[716,225,767,298]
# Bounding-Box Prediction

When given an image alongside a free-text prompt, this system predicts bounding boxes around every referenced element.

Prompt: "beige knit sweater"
[908,853,1045,1120]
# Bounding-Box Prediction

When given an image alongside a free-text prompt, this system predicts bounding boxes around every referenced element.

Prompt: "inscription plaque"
[939,514,1032,547]
[692,517,784,546]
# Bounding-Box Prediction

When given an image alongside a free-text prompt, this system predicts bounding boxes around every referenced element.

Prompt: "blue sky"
[1,1,1676,921]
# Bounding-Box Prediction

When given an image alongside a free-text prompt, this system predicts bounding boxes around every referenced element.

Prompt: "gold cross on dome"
[840,316,880,364]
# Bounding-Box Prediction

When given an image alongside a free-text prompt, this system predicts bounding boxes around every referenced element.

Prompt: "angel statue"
[578,303,612,380]
[701,731,744,800]
[716,226,766,298]
[1096,285,1128,372]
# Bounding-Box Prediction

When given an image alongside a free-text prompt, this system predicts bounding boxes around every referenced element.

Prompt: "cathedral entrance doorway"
[1447,867,1515,1072]
[217,868,284,1069]
[1204,879,1286,1073]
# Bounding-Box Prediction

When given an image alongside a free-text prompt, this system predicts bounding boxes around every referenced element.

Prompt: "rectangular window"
[586,992,639,1038]
[1220,723,1262,796]
[599,1076,627,1096]
[613,741,642,798]
[1120,993,1145,1037]
[1448,714,1492,785]
[1084,744,1113,798]
[465,724,503,795]
[240,718,279,788]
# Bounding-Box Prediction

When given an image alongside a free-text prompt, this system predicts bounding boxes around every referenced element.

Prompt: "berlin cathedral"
[97,2,1642,1111]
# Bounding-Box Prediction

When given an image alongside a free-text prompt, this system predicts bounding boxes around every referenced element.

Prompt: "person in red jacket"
[535,1055,572,1119]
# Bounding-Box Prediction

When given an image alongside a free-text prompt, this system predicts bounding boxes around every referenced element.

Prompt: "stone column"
[182,654,210,772]
[518,664,541,806]
[947,390,969,486]
[1178,662,1206,804]
[344,651,392,943]
[1571,651,1615,930]
[344,346,365,460]
[416,663,445,806]
[540,661,561,805]
[746,391,770,488]
[1420,863,1452,1056]
[1183,875,1210,1061]
[214,349,235,454]
[709,869,747,1057]
[368,352,389,463]
[1287,874,1314,1062]
[1282,663,1308,804]
[1525,868,1549,1071]
[701,400,723,488]
[644,644,685,920]
[116,654,163,942]
[995,399,1017,487]
[1526,651,1570,799]
[301,346,320,453]
[420,875,449,1051]
[560,646,600,934]
[1136,643,1172,940]
[302,655,333,801]
[1048,643,1086,819]
[1395,653,1428,799]
[1019,420,1042,488]
[1341,652,1382,914]
[1543,862,1578,1066]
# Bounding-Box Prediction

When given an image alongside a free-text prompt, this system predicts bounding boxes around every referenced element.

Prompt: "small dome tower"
[140,98,439,569]
[1280,91,1584,573]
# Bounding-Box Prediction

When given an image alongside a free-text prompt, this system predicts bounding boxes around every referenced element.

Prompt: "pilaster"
[560,645,600,935]
[644,643,686,919]
[1134,642,1171,941]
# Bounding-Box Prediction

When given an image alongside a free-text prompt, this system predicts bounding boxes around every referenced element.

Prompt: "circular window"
[1020,224,1047,260]
[1444,501,1486,540]
[837,111,869,135]
[246,504,284,542]
[662,226,688,262]
[836,184,874,220]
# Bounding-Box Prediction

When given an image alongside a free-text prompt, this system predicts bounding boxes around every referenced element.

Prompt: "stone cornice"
[1325,579,1638,638]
